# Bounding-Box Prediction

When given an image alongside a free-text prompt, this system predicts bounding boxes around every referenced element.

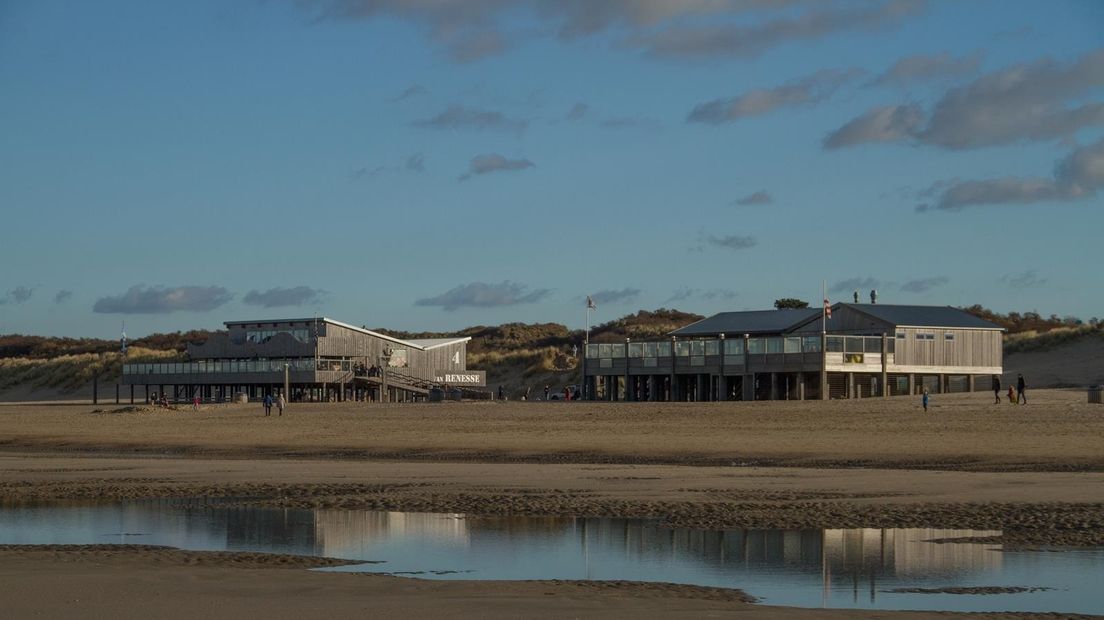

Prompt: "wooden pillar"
[115,384,120,404]
[968,375,976,392]
[144,384,149,404]
[669,336,678,402]
[939,374,947,394]
[847,373,855,399]
[92,375,98,405]
[820,332,829,400]
[695,374,704,402]
[743,334,752,401]
[130,385,135,404]
[907,374,915,395]
[880,333,889,398]
[769,373,778,400]
[798,375,806,401]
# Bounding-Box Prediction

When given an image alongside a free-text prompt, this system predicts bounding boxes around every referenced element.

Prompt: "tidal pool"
[0,499,1100,614]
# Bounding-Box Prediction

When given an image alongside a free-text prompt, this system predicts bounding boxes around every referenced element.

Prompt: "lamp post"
[379,345,393,403]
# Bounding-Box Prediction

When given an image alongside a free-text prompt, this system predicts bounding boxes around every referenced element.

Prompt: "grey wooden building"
[122,317,479,403]
[582,304,1003,401]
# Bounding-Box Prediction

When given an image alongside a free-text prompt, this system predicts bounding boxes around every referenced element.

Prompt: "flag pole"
[820,280,828,400]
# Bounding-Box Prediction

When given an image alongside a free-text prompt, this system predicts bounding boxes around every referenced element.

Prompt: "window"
[765,338,783,354]
[656,342,671,357]
[690,340,705,356]
[598,344,612,358]
[944,332,955,340]
[704,340,720,356]
[724,339,744,355]
[895,332,906,339]
[628,342,644,357]
[916,332,935,341]
[802,336,821,353]
[610,344,625,357]
[586,344,599,359]
[643,342,658,358]
[747,339,765,354]
[826,336,844,352]
[675,342,691,356]
[784,337,802,353]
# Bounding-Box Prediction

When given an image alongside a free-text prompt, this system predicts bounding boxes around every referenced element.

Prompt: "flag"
[586,295,596,310]
[823,298,832,319]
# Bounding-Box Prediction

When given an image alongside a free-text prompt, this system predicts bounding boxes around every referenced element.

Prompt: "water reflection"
[0,500,1099,614]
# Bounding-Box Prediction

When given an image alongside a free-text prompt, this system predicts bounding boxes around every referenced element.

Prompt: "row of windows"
[124,358,351,375]
[585,336,900,359]
[898,331,956,341]
[246,329,311,344]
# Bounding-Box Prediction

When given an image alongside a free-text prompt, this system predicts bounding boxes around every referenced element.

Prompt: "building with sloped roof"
[582,303,1002,401]
[121,317,481,404]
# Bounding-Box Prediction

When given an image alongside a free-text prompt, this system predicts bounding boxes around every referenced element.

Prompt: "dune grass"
[0,347,182,393]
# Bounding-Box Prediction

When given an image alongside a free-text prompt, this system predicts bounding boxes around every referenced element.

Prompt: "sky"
[1,0,1102,338]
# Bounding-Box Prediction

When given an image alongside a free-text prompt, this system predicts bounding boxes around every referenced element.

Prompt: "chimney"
[870,289,878,304]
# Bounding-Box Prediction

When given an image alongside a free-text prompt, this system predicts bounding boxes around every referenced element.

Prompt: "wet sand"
[1,389,1102,617]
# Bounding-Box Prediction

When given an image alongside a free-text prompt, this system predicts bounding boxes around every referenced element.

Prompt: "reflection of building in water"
[313,510,471,558]
[578,520,1002,593]
[223,507,320,557]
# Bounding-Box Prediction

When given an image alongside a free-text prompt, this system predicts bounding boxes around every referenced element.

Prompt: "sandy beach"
[2,389,1102,617]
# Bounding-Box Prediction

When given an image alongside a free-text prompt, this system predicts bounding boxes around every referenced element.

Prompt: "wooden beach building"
[582,303,1003,401]
[121,317,482,403]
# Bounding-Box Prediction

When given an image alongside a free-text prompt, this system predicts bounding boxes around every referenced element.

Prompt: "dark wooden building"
[122,317,479,403]
[582,304,1003,401]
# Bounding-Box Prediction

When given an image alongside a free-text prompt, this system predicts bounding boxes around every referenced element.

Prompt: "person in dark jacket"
[993,375,1001,404]
[1017,373,1027,404]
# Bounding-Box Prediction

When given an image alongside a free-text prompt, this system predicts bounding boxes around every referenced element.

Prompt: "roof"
[670,308,820,337]
[838,304,1003,330]
[222,317,471,351]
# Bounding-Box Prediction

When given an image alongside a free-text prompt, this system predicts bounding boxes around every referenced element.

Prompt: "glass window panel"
[611,344,625,357]
[586,344,599,359]
[895,332,906,339]
[643,342,657,357]
[784,337,802,353]
[802,336,821,352]
[944,332,955,340]
[690,341,704,356]
[705,340,720,356]
[747,339,765,354]
[826,336,844,352]
[725,339,744,355]
[887,339,895,353]
[865,338,883,353]
[675,342,691,356]
[766,338,783,354]
[845,337,864,353]
[656,342,671,357]
[598,344,612,358]
[628,343,643,357]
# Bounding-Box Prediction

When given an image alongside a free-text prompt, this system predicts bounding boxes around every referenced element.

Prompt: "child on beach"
[922,388,929,412]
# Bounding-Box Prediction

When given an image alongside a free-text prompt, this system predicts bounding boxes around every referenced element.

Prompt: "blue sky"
[1,0,1102,338]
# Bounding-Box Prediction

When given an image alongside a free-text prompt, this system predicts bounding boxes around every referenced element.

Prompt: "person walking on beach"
[922,387,930,412]
[1017,373,1027,404]
[993,375,1001,404]
[276,393,286,416]
[263,393,273,416]
[543,385,550,401]
[192,395,200,411]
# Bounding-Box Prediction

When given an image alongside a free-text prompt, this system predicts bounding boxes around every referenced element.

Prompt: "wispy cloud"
[899,276,948,293]
[0,286,34,305]
[665,287,739,303]
[392,84,428,101]
[629,0,924,60]
[869,51,982,87]
[93,285,232,314]
[688,68,862,124]
[413,104,527,133]
[915,137,1104,211]
[565,102,588,121]
[458,153,534,181]
[302,1,924,63]
[53,290,73,304]
[353,152,426,180]
[589,288,642,305]
[734,191,773,206]
[1000,271,1047,288]
[830,277,880,294]
[827,48,1104,150]
[243,286,327,308]
[697,234,757,252]
[415,281,550,311]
